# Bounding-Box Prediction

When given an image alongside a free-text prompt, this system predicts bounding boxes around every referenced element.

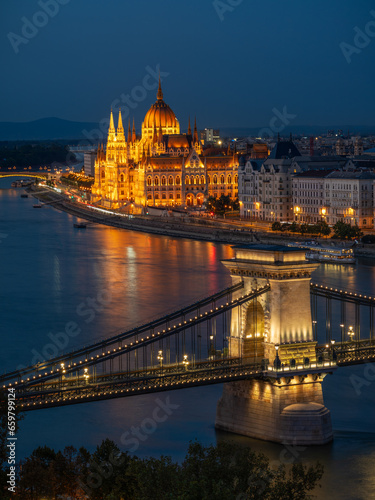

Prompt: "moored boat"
[305,245,356,264]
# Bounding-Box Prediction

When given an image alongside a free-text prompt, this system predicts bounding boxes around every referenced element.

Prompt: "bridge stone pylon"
[215,244,334,445]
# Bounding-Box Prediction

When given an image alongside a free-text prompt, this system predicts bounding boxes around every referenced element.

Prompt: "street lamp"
[83,367,89,384]
[183,354,189,371]
[331,339,336,362]
[312,320,317,339]
[274,345,281,370]
[157,350,163,368]
[340,323,345,344]
[209,335,215,358]
[348,326,355,342]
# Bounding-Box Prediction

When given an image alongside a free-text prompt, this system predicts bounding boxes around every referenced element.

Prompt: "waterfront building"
[238,139,302,220]
[91,80,239,210]
[292,169,375,228]
[238,137,365,223]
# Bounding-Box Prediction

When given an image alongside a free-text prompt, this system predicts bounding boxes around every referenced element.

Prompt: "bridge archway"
[244,301,264,339]
[243,301,265,358]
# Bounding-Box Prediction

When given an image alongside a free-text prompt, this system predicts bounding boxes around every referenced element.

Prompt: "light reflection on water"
[1,185,375,499]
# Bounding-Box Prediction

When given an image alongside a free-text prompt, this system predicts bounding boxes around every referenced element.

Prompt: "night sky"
[1,0,374,129]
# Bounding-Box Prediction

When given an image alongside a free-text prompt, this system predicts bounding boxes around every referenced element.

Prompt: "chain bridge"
[3,244,375,444]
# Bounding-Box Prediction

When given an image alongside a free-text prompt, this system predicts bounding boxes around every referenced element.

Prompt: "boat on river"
[289,242,356,264]
[305,245,356,264]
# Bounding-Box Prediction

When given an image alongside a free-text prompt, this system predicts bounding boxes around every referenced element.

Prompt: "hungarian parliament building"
[91,79,239,210]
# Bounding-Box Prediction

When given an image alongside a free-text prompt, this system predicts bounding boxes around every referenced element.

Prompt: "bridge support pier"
[216,374,332,445]
[216,244,334,445]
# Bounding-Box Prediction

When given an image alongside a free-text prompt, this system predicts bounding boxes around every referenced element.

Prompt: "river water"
[1,180,375,499]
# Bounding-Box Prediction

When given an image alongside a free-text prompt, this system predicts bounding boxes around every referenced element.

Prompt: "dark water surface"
[1,182,375,499]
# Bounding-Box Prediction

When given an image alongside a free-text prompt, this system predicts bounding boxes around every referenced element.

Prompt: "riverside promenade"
[27,185,375,256]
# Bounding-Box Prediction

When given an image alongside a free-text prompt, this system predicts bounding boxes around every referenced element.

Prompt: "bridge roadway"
[12,338,375,411]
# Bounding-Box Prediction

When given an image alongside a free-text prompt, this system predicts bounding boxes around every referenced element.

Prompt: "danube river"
[1,181,375,499]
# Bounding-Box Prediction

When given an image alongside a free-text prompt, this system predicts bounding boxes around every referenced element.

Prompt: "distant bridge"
[0,171,48,180]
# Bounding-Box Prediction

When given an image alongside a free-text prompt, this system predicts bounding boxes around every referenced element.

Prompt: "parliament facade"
[91,79,238,211]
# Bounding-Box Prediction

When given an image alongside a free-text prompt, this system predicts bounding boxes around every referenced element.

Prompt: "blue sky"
[1,0,374,129]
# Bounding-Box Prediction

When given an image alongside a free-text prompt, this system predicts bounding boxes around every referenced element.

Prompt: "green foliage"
[12,439,324,499]
[60,173,94,190]
[332,221,363,240]
[272,220,331,237]
[206,195,239,214]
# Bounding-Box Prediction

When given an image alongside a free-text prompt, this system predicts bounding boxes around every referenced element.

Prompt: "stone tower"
[215,244,334,445]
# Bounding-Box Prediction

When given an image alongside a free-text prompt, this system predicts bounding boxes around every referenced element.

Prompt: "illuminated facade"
[91,79,239,210]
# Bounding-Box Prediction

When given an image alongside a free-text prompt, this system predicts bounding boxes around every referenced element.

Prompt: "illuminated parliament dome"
[142,78,180,139]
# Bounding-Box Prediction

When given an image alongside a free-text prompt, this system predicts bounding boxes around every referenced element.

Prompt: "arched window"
[161,176,166,186]
[155,193,159,200]
[175,175,181,185]
[195,175,199,185]
[147,176,152,186]
[201,175,205,185]
[147,194,152,200]
[220,174,225,185]
[234,174,238,184]
[213,175,218,185]
[101,170,105,179]
[168,176,174,185]
[120,174,124,182]
[154,176,159,186]
[185,176,190,185]
[227,175,232,185]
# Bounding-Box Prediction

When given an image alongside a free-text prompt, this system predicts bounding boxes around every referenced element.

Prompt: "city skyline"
[1,0,375,129]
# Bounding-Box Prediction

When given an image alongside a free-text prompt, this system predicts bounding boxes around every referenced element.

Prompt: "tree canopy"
[205,195,240,215]
[332,221,363,240]
[1,438,324,499]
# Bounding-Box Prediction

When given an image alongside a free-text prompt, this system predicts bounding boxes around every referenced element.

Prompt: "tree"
[316,220,331,237]
[271,221,282,231]
[205,195,239,215]
[13,439,324,499]
[17,446,58,499]
[332,221,363,240]
[289,222,299,233]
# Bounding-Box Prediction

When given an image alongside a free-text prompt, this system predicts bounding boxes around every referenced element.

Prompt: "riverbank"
[27,185,375,256]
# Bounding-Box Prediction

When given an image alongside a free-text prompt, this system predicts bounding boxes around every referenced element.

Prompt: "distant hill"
[0,117,99,141]
[220,125,375,138]
[0,117,374,141]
